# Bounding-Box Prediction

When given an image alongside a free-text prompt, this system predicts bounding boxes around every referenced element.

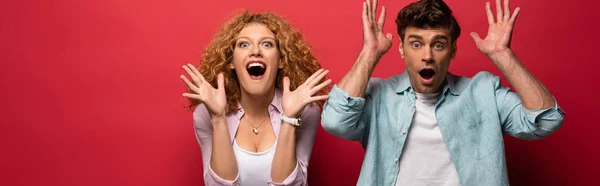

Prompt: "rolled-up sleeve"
[321,82,377,141]
[492,76,566,140]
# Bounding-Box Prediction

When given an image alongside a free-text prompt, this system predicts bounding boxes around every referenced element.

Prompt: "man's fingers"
[509,7,520,25]
[378,6,386,28]
[386,33,393,41]
[503,0,510,22]
[470,32,483,44]
[485,2,494,25]
[373,0,378,22]
[495,0,503,23]
[362,2,369,25]
[366,0,372,22]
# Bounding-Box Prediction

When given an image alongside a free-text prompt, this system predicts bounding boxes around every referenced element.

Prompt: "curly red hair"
[187,10,330,114]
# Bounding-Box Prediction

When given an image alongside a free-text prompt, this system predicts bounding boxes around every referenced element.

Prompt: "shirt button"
[402,130,407,135]
[394,158,399,163]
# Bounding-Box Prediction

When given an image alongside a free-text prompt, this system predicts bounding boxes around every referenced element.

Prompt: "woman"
[180,11,331,186]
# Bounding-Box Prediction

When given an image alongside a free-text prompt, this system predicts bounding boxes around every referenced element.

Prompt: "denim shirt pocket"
[459,113,503,160]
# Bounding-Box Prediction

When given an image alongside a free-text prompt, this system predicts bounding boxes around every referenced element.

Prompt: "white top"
[232,139,277,186]
[395,92,461,186]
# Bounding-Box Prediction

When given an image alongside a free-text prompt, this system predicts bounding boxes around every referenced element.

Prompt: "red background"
[1,0,597,185]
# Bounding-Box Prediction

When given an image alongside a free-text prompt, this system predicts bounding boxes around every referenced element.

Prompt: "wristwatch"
[280,113,302,127]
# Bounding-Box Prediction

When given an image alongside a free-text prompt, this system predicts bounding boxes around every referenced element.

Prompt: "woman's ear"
[278,59,284,69]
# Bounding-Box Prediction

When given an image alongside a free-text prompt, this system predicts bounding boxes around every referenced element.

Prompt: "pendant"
[252,128,259,134]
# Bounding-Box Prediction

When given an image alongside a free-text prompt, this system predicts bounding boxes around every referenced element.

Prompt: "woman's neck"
[239,87,276,118]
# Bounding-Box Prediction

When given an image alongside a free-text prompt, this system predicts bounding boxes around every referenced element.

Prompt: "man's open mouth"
[419,68,435,80]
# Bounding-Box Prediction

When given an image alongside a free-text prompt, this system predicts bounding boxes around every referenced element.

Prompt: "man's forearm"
[490,49,556,110]
[338,49,380,97]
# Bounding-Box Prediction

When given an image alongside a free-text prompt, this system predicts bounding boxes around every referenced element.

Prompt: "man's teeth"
[248,63,264,68]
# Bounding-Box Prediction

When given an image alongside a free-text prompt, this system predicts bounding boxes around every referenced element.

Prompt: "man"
[321,0,565,185]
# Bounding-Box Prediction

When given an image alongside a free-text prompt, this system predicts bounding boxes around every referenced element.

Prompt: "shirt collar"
[234,89,283,119]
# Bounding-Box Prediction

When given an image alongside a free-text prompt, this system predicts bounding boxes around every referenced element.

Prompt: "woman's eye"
[262,42,272,47]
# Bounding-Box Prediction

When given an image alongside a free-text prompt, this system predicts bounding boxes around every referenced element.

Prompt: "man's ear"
[399,40,405,59]
[451,42,457,59]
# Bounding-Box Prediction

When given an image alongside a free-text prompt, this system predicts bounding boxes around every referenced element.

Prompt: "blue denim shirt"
[321,70,565,186]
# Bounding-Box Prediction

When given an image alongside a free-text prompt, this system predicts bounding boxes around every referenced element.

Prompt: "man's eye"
[434,43,444,49]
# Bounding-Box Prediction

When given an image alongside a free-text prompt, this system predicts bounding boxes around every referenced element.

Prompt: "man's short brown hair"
[395,0,461,43]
